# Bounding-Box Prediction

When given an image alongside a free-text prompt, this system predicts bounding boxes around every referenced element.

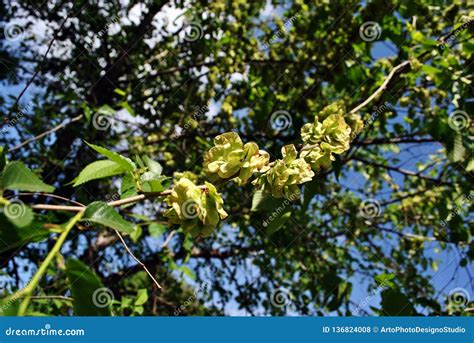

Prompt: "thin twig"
[31,186,207,212]
[349,61,411,114]
[9,115,83,151]
[161,230,176,249]
[2,12,72,128]
[28,295,73,301]
[353,156,451,185]
[114,229,162,289]
[31,204,85,211]
[9,192,85,206]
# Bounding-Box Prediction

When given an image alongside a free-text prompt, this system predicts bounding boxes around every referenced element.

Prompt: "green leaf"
[120,101,136,117]
[114,88,127,97]
[65,259,112,316]
[0,298,20,316]
[85,142,136,171]
[83,201,134,234]
[143,156,163,175]
[0,214,49,253]
[4,203,34,228]
[1,162,55,192]
[121,173,137,199]
[96,104,115,116]
[380,289,415,316]
[265,210,291,235]
[448,133,466,163]
[130,225,142,243]
[180,265,196,280]
[134,289,148,306]
[81,103,91,122]
[251,189,286,212]
[466,158,474,172]
[149,223,166,237]
[140,174,170,193]
[375,273,396,289]
[71,160,126,187]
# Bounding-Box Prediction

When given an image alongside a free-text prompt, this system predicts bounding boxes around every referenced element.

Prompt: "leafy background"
[0,0,473,316]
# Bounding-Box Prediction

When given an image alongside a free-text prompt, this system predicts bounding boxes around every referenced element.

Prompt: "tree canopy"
[0,0,473,316]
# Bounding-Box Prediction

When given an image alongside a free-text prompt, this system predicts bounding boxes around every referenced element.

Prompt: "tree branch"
[114,229,162,289]
[349,61,411,114]
[2,11,72,128]
[9,115,83,152]
[353,156,451,185]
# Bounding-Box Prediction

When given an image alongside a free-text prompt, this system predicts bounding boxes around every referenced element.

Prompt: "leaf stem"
[16,211,83,316]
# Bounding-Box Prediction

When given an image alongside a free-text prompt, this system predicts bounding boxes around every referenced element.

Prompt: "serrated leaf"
[448,133,466,163]
[251,189,266,212]
[71,160,126,187]
[65,259,111,316]
[0,161,55,192]
[85,142,135,171]
[83,201,134,234]
[121,173,137,199]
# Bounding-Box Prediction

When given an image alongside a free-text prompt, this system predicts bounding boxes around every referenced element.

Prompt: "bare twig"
[9,192,85,206]
[161,230,176,249]
[31,185,208,212]
[349,61,411,114]
[31,204,85,211]
[114,229,162,289]
[353,156,452,185]
[9,115,83,151]
[2,12,72,128]
[28,295,73,301]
